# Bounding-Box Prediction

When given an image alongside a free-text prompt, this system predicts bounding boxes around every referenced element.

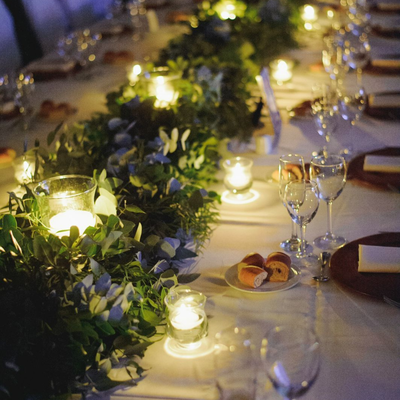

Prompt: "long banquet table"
[0,2,400,400]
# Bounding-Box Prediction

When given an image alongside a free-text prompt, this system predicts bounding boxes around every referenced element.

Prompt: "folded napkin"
[368,93,400,108]
[377,2,400,11]
[363,155,400,173]
[28,58,76,73]
[371,57,400,69]
[358,245,400,273]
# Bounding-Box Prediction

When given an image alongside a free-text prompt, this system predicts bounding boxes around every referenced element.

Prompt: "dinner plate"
[225,264,301,294]
[347,147,400,191]
[330,233,400,302]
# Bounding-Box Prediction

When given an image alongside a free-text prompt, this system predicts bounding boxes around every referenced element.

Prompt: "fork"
[383,296,400,309]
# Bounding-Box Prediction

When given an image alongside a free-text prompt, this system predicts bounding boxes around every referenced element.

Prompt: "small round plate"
[225,264,301,294]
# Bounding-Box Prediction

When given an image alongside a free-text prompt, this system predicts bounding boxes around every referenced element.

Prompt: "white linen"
[363,155,400,172]
[358,245,400,272]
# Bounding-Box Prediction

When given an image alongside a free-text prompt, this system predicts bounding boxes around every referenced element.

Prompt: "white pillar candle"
[49,209,96,237]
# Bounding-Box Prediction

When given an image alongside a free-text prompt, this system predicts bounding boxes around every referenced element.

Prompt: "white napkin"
[368,94,400,108]
[28,58,76,73]
[371,58,400,69]
[377,2,400,11]
[363,155,400,173]
[358,245,400,273]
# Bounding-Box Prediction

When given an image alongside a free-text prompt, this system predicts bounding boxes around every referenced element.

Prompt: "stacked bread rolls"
[237,251,291,288]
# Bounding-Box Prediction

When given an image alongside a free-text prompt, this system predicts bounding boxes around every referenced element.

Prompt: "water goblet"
[214,326,257,400]
[310,155,347,250]
[311,83,338,157]
[284,180,320,264]
[279,154,305,252]
[260,324,320,400]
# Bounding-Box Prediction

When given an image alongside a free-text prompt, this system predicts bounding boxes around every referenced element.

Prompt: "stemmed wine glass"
[260,324,320,400]
[311,83,338,157]
[278,154,305,252]
[310,155,347,250]
[342,29,370,85]
[337,80,367,159]
[284,180,319,264]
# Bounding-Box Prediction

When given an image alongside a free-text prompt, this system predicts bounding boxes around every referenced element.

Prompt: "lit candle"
[128,64,142,84]
[301,4,318,30]
[49,209,96,237]
[14,156,35,184]
[223,157,253,194]
[170,305,203,330]
[270,59,293,85]
[215,0,246,20]
[154,76,175,108]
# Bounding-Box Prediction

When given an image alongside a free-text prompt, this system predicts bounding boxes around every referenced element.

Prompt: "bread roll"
[238,265,268,288]
[241,252,265,268]
[265,252,291,282]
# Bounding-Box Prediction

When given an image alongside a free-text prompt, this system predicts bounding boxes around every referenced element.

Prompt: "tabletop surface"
[1,2,400,400]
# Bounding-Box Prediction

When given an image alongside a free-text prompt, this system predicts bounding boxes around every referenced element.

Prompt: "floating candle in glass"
[223,157,253,194]
[301,4,318,30]
[165,287,208,349]
[270,59,293,85]
[34,175,97,237]
[214,0,246,20]
[141,67,180,108]
[128,64,142,84]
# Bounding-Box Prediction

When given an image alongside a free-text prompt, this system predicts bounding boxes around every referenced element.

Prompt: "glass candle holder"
[13,155,36,185]
[223,157,253,195]
[165,287,208,350]
[142,67,180,108]
[269,59,294,85]
[33,175,97,237]
[301,4,318,30]
[214,0,246,20]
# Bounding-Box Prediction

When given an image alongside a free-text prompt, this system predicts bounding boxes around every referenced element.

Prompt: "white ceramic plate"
[225,264,301,294]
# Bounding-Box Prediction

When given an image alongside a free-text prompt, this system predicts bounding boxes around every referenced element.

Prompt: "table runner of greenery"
[0,1,304,398]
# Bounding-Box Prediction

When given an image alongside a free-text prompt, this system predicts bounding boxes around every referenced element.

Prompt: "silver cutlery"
[313,251,331,282]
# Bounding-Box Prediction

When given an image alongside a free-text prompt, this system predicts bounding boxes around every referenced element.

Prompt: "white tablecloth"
[0,3,399,400]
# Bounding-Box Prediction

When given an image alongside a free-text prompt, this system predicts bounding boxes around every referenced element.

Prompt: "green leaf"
[69,225,80,243]
[1,214,17,230]
[140,308,161,326]
[188,190,204,211]
[175,247,197,260]
[125,205,146,214]
[47,122,63,146]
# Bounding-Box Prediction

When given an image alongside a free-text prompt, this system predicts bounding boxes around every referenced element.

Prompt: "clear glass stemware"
[310,155,347,250]
[260,324,320,400]
[311,83,338,157]
[284,180,319,264]
[279,154,306,252]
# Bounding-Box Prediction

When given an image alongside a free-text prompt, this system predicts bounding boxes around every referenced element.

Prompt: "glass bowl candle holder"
[223,157,253,194]
[269,59,294,85]
[165,287,208,350]
[141,67,180,108]
[33,175,97,237]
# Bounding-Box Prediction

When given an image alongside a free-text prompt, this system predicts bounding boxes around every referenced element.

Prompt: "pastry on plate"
[238,264,268,288]
[265,252,291,282]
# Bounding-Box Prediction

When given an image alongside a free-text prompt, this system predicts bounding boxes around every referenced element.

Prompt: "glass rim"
[33,174,96,199]
[222,156,253,168]
[311,154,346,166]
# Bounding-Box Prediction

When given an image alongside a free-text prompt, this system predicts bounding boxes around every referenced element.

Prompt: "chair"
[0,1,22,74]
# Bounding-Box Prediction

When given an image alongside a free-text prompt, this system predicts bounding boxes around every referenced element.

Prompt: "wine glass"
[322,34,348,85]
[284,180,319,264]
[279,154,305,252]
[311,83,338,157]
[260,324,320,400]
[15,72,35,131]
[337,80,367,159]
[342,29,370,85]
[310,155,347,250]
[215,326,257,400]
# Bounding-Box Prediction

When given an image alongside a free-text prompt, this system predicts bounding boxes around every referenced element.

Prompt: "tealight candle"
[301,4,318,30]
[128,64,142,84]
[214,0,246,20]
[49,209,96,237]
[165,287,208,349]
[270,59,294,85]
[34,175,97,237]
[154,76,175,108]
[223,157,253,194]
